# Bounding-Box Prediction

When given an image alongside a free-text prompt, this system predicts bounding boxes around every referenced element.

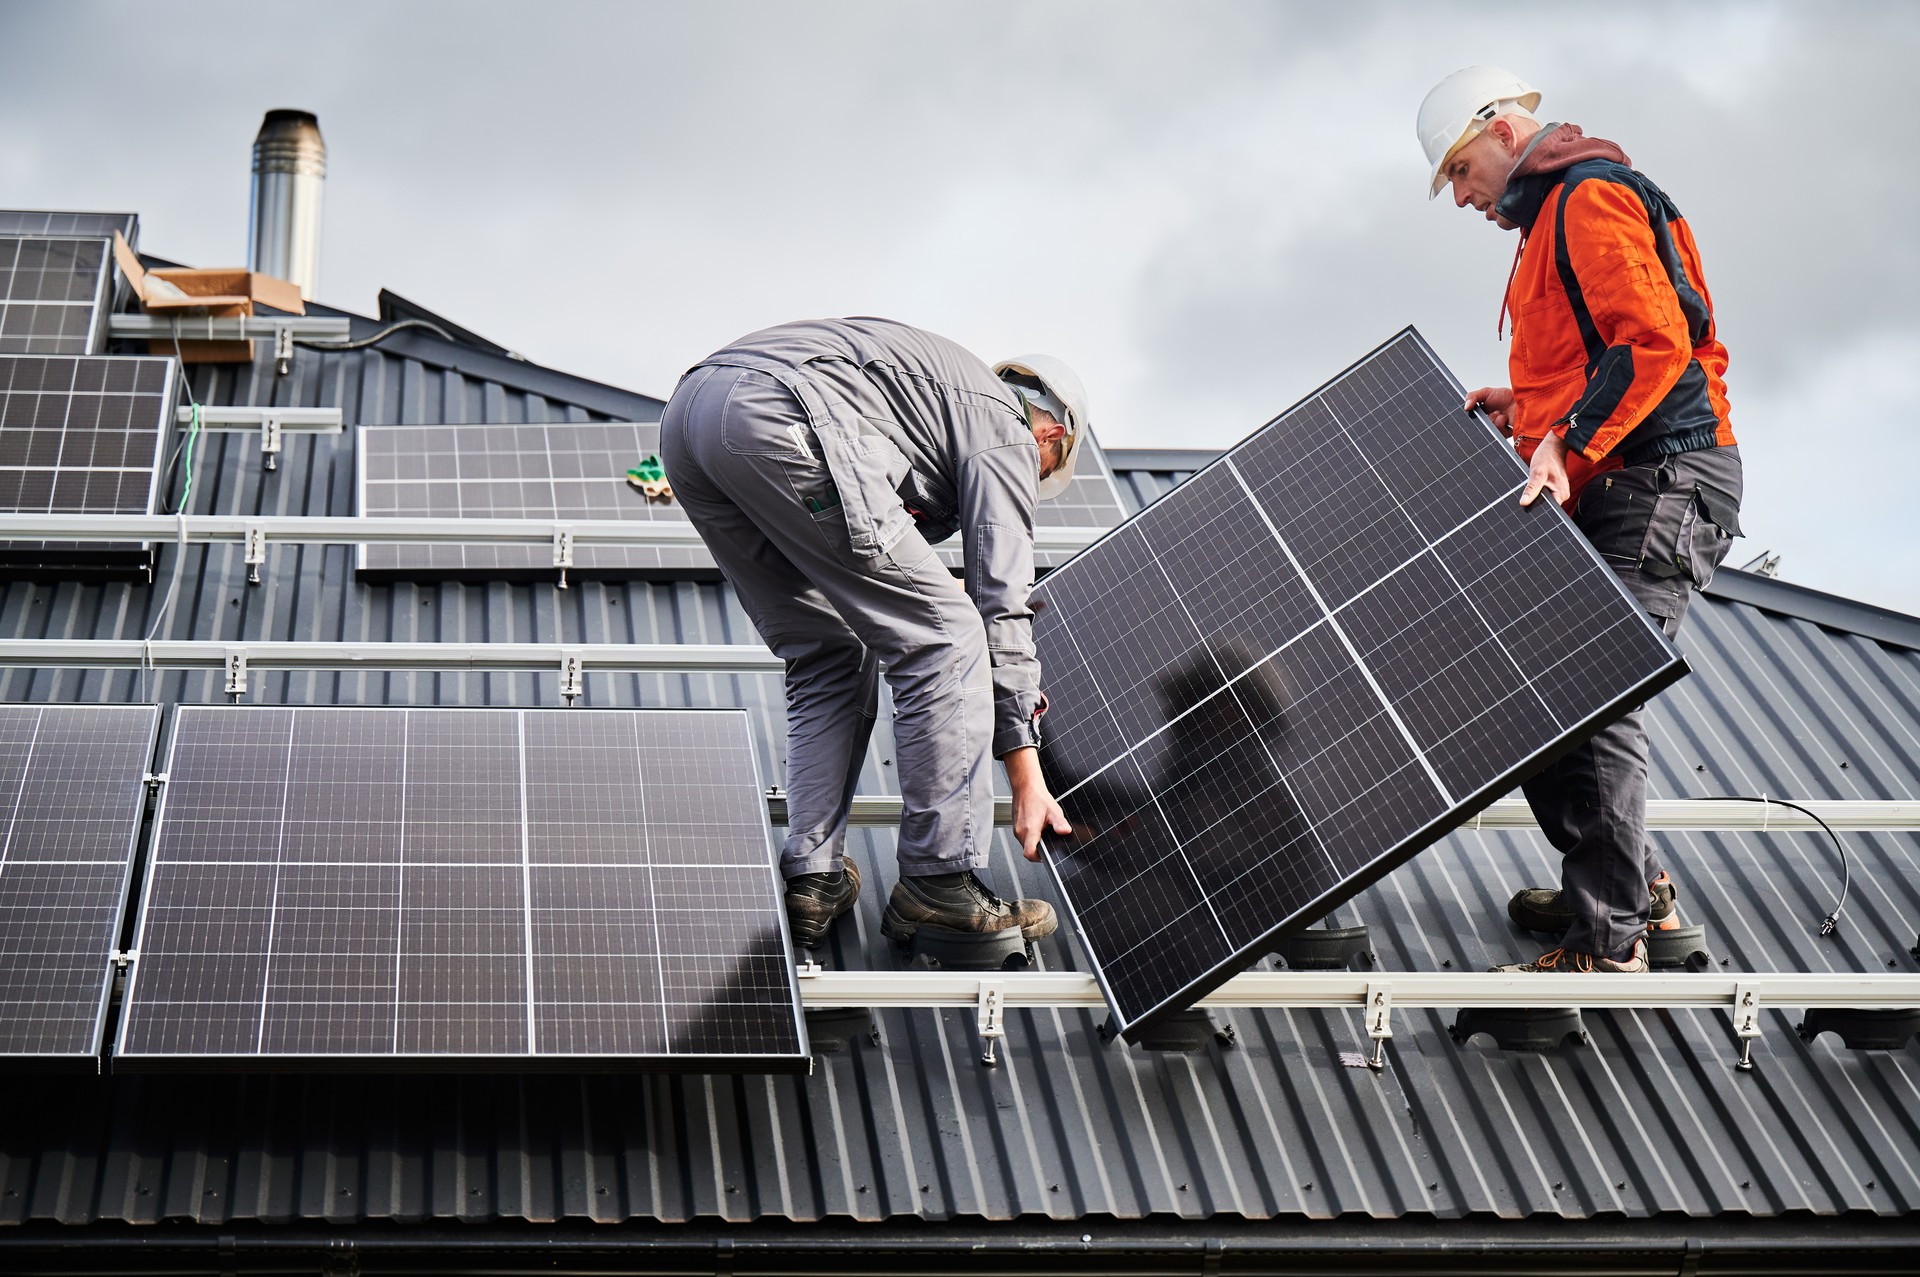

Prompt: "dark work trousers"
[658,364,996,882]
[1523,445,1744,958]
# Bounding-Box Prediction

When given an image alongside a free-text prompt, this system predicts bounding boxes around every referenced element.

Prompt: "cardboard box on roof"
[111,231,304,363]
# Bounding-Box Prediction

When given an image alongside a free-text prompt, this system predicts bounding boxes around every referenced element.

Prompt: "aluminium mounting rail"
[107,315,353,341]
[0,514,1106,556]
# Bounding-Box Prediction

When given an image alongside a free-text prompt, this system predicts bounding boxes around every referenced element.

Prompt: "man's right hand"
[1464,386,1516,436]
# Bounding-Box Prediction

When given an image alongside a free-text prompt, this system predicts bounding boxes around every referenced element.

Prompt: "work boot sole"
[879,902,1056,945]
[785,862,860,950]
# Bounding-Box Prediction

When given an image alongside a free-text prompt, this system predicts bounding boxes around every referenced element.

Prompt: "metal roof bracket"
[224,648,249,700]
[1364,980,1393,1071]
[976,980,1006,1068]
[558,649,584,704]
[552,526,575,589]
[244,522,268,585]
[1732,981,1763,1072]
[259,415,283,471]
[273,324,294,377]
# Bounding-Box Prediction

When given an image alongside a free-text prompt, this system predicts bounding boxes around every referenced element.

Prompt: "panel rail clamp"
[1364,980,1393,1070]
[552,526,576,589]
[223,648,248,699]
[558,649,585,704]
[142,772,167,794]
[1732,981,1763,1072]
[976,981,1007,1067]
[244,523,268,585]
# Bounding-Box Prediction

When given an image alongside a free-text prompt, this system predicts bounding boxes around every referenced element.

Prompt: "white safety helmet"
[1416,65,1541,199]
[994,353,1089,500]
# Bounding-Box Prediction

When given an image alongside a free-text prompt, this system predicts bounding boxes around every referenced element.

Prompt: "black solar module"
[0,236,114,356]
[0,211,138,241]
[0,705,159,1065]
[355,420,1129,580]
[1033,329,1685,1039]
[115,707,808,1070]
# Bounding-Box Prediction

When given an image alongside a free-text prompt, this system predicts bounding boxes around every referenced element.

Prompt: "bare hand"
[1002,746,1071,861]
[1464,386,1516,437]
[1520,432,1571,508]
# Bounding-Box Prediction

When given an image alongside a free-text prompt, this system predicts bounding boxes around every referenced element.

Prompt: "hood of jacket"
[1493,123,1633,230]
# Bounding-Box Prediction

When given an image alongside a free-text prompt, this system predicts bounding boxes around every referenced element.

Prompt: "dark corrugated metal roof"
[0,324,1916,1265]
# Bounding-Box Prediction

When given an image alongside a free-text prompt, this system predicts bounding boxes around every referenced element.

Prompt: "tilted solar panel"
[0,353,176,578]
[0,705,159,1065]
[0,236,114,356]
[115,707,808,1071]
[0,211,138,241]
[1033,329,1685,1039]
[355,419,1130,581]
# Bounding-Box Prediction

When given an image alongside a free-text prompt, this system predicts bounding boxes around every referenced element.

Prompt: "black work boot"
[880,870,1057,943]
[1507,872,1680,935]
[784,859,861,950]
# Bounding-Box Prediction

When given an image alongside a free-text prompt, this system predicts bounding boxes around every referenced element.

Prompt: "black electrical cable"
[292,316,459,351]
[1694,794,1850,937]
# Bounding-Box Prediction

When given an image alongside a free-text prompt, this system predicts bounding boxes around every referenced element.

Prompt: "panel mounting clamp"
[273,324,295,377]
[1732,981,1763,1072]
[1364,980,1394,1070]
[243,522,268,585]
[259,416,283,471]
[552,525,575,589]
[223,648,249,700]
[977,980,1007,1067]
[142,771,168,794]
[558,649,584,704]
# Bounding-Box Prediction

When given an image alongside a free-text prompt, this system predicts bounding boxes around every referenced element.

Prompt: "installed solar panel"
[356,419,1129,580]
[0,354,175,577]
[1033,329,1685,1039]
[115,707,807,1070]
[0,236,113,356]
[0,705,159,1065]
[0,211,138,241]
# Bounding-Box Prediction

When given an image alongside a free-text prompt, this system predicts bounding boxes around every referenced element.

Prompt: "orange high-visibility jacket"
[1496,126,1736,478]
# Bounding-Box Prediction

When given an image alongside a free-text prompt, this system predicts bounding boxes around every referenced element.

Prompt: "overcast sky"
[2,0,1915,612]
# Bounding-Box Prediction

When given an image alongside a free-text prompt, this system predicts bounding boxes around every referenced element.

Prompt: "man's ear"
[1038,419,1068,444]
[1488,116,1518,153]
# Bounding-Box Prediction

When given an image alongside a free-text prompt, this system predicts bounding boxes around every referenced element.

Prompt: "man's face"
[1443,126,1521,230]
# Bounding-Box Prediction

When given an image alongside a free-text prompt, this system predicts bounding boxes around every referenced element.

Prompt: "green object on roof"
[628,454,666,483]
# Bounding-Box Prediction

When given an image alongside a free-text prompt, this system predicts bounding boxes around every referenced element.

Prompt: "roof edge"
[1705,568,1920,652]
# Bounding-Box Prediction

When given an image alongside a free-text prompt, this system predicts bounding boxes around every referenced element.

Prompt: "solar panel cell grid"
[0,211,138,240]
[0,705,159,1061]
[0,236,113,359]
[117,707,806,1069]
[1034,329,1683,1037]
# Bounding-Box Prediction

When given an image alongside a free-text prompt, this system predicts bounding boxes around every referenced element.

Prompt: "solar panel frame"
[114,706,809,1072]
[0,235,114,357]
[353,418,1131,581]
[0,704,161,1069]
[1033,327,1687,1041]
[0,211,138,241]
[0,354,176,578]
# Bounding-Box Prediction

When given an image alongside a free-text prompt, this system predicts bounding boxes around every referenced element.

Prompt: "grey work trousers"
[658,364,996,880]
[1524,445,1744,958]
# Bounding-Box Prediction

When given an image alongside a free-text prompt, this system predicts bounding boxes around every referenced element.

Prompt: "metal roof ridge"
[1704,568,1920,653]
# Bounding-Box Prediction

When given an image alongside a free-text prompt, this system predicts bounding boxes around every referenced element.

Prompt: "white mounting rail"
[783,795,1920,832]
[0,514,1105,555]
[176,406,343,432]
[108,315,353,341]
[793,968,1920,1012]
[0,639,785,675]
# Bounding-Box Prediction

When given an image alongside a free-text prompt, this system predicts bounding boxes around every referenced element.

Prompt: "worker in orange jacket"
[1419,67,1745,973]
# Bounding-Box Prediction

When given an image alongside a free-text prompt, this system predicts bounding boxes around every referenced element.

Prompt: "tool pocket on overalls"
[1574,465,1661,568]
[1677,480,1742,589]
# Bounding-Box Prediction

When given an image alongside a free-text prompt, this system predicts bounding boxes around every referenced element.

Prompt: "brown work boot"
[1490,939,1649,974]
[1507,873,1680,934]
[880,870,1057,943]
[784,859,860,950]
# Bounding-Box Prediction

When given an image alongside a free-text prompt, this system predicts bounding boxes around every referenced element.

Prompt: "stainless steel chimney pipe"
[247,109,326,300]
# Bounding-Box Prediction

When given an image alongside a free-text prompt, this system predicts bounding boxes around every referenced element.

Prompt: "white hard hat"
[1416,65,1541,199]
[994,353,1089,501]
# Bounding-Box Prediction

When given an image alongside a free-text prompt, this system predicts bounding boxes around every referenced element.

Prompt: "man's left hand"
[1003,746,1071,862]
[1521,432,1572,508]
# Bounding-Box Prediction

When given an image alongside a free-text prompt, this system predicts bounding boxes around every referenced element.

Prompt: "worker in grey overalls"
[659,318,1083,949]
